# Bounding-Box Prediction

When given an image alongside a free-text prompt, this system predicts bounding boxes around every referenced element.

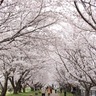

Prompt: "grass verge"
[6,90,41,96]
[59,92,73,96]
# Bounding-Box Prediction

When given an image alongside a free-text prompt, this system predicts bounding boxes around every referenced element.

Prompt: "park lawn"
[6,91,33,96]
[6,91,41,96]
[60,92,73,96]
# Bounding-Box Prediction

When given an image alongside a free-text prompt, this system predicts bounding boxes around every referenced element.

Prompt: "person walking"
[41,87,46,96]
[47,87,51,96]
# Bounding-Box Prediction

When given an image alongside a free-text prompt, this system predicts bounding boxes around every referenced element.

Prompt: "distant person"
[50,87,52,93]
[47,87,51,96]
[60,88,62,93]
[41,87,46,96]
[54,87,57,93]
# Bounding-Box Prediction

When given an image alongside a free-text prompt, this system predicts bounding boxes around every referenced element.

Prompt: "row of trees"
[0,0,96,96]
[0,0,60,96]
[52,0,96,96]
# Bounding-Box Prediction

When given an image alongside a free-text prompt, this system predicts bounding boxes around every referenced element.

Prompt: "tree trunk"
[23,87,26,93]
[64,91,66,96]
[31,87,33,91]
[9,77,18,94]
[1,77,8,96]
[18,87,22,93]
[13,82,22,94]
[85,89,90,96]
[9,76,23,94]
[13,87,18,94]
[1,90,7,96]
[18,83,22,93]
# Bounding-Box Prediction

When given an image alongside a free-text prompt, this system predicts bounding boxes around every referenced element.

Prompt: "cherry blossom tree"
[0,0,60,96]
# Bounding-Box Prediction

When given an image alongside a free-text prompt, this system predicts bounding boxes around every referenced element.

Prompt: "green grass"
[7,91,33,96]
[6,90,41,96]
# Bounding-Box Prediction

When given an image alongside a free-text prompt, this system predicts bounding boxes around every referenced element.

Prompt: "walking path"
[50,93,59,96]
[45,90,59,96]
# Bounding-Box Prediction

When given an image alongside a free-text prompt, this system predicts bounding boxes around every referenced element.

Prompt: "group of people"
[41,86,52,96]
